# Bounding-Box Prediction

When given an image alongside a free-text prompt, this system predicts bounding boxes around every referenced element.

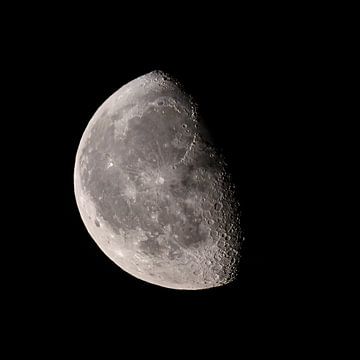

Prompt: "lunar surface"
[74,71,242,290]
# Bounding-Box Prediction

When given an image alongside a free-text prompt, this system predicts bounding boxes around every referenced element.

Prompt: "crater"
[214,202,222,211]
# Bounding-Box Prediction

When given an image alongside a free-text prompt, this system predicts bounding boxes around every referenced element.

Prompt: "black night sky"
[6,8,317,348]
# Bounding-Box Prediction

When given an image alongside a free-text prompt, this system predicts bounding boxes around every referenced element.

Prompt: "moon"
[74,70,242,290]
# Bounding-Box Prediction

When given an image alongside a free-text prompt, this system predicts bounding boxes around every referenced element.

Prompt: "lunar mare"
[74,71,241,290]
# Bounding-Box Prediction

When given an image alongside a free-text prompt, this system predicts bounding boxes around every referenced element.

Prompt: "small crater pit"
[214,202,222,211]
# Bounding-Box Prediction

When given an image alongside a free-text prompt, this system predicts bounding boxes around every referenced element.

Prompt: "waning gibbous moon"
[74,70,242,290]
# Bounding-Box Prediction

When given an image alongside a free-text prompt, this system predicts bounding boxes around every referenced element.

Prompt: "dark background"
[5,8,322,346]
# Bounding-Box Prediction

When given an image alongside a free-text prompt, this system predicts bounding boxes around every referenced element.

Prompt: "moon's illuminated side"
[74,71,241,290]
